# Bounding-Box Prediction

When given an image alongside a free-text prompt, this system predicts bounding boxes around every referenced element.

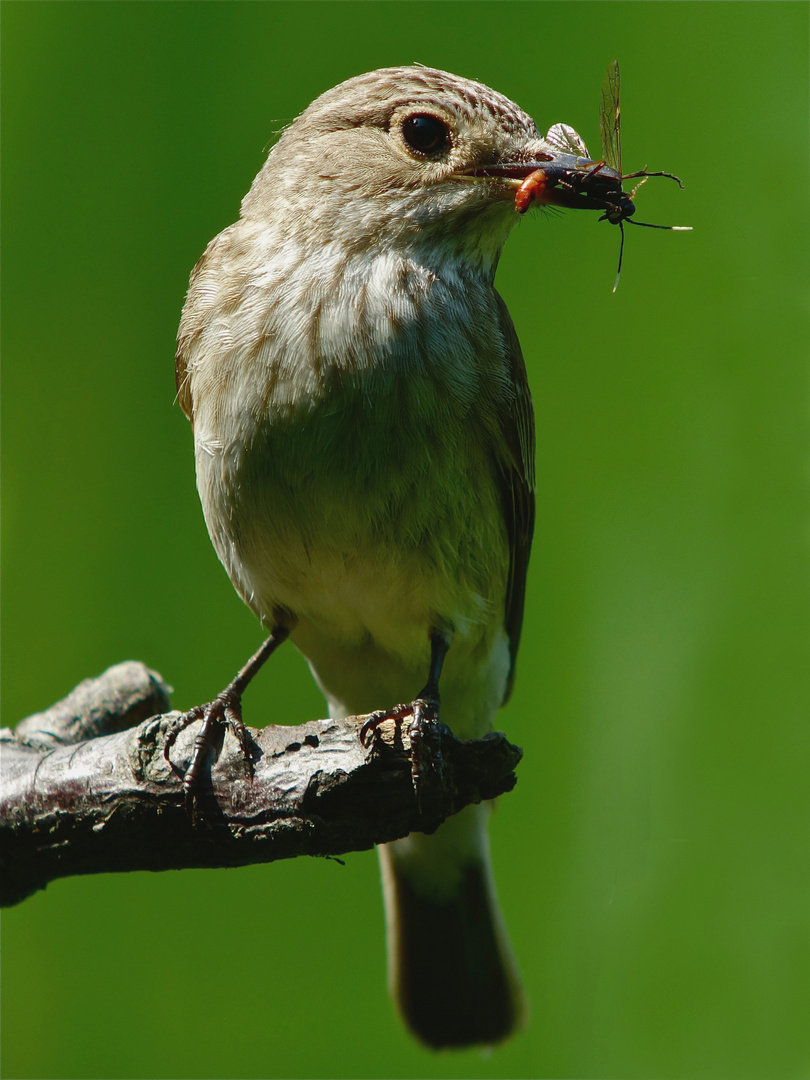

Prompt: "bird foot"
[360,692,441,804]
[164,687,254,817]
[163,628,289,818]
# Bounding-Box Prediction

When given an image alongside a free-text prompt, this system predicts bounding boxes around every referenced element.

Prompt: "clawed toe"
[359,694,441,804]
[164,691,254,816]
[360,702,418,748]
[163,628,290,817]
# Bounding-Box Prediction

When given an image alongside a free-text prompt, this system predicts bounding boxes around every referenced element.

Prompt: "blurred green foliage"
[2,3,808,1078]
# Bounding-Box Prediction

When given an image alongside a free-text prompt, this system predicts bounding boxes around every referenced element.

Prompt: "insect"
[516,61,691,290]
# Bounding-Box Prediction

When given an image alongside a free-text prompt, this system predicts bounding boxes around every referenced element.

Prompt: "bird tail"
[379,802,527,1049]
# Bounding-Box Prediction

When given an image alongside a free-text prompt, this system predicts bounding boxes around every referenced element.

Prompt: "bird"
[176,65,547,1049]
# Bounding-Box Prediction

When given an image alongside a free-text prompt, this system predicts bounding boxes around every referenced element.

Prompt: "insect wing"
[599,60,622,173]
[545,122,590,159]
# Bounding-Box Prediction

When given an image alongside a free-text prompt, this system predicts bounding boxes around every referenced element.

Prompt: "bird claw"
[359,693,441,806]
[360,701,417,747]
[164,689,254,817]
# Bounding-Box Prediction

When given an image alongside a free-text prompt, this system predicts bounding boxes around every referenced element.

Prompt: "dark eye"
[401,114,451,157]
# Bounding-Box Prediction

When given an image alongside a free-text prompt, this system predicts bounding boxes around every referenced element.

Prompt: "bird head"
[240,66,554,273]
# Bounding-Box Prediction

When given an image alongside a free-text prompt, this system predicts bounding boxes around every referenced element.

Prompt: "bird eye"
[401,114,451,157]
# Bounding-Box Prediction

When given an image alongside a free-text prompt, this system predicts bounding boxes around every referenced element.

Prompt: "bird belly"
[194,396,511,736]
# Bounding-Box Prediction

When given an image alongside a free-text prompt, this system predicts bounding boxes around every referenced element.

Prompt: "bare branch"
[1,664,522,907]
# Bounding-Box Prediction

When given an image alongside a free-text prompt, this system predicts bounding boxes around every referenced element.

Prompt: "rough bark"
[1,663,522,907]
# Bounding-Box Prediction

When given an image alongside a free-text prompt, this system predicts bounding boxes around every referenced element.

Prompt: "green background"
[2,3,808,1078]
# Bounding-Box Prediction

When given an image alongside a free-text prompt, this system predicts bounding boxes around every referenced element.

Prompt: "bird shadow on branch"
[0,662,522,908]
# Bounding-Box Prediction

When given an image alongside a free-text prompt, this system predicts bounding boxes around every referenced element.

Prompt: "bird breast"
[184,228,512,662]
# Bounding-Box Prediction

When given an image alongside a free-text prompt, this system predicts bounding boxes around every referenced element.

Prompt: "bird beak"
[454,154,556,187]
[452,149,562,215]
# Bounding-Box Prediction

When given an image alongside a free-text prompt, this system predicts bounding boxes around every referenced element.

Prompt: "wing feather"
[493,291,536,701]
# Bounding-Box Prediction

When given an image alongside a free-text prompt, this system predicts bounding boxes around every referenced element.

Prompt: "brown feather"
[493,290,536,700]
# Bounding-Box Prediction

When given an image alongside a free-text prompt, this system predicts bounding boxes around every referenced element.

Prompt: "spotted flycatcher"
[177,66,548,1048]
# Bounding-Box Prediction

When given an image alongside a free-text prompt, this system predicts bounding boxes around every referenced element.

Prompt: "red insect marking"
[515,170,548,214]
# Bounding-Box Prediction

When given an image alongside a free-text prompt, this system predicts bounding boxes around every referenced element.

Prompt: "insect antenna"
[628,220,693,231]
[613,220,626,293]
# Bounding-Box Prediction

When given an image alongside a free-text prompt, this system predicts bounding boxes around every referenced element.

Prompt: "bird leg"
[164,625,290,816]
[360,630,451,801]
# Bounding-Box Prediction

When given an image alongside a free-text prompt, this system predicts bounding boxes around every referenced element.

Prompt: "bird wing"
[175,228,236,425]
[493,291,536,701]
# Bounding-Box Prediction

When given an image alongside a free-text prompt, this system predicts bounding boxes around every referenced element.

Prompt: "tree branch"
[1,663,522,907]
